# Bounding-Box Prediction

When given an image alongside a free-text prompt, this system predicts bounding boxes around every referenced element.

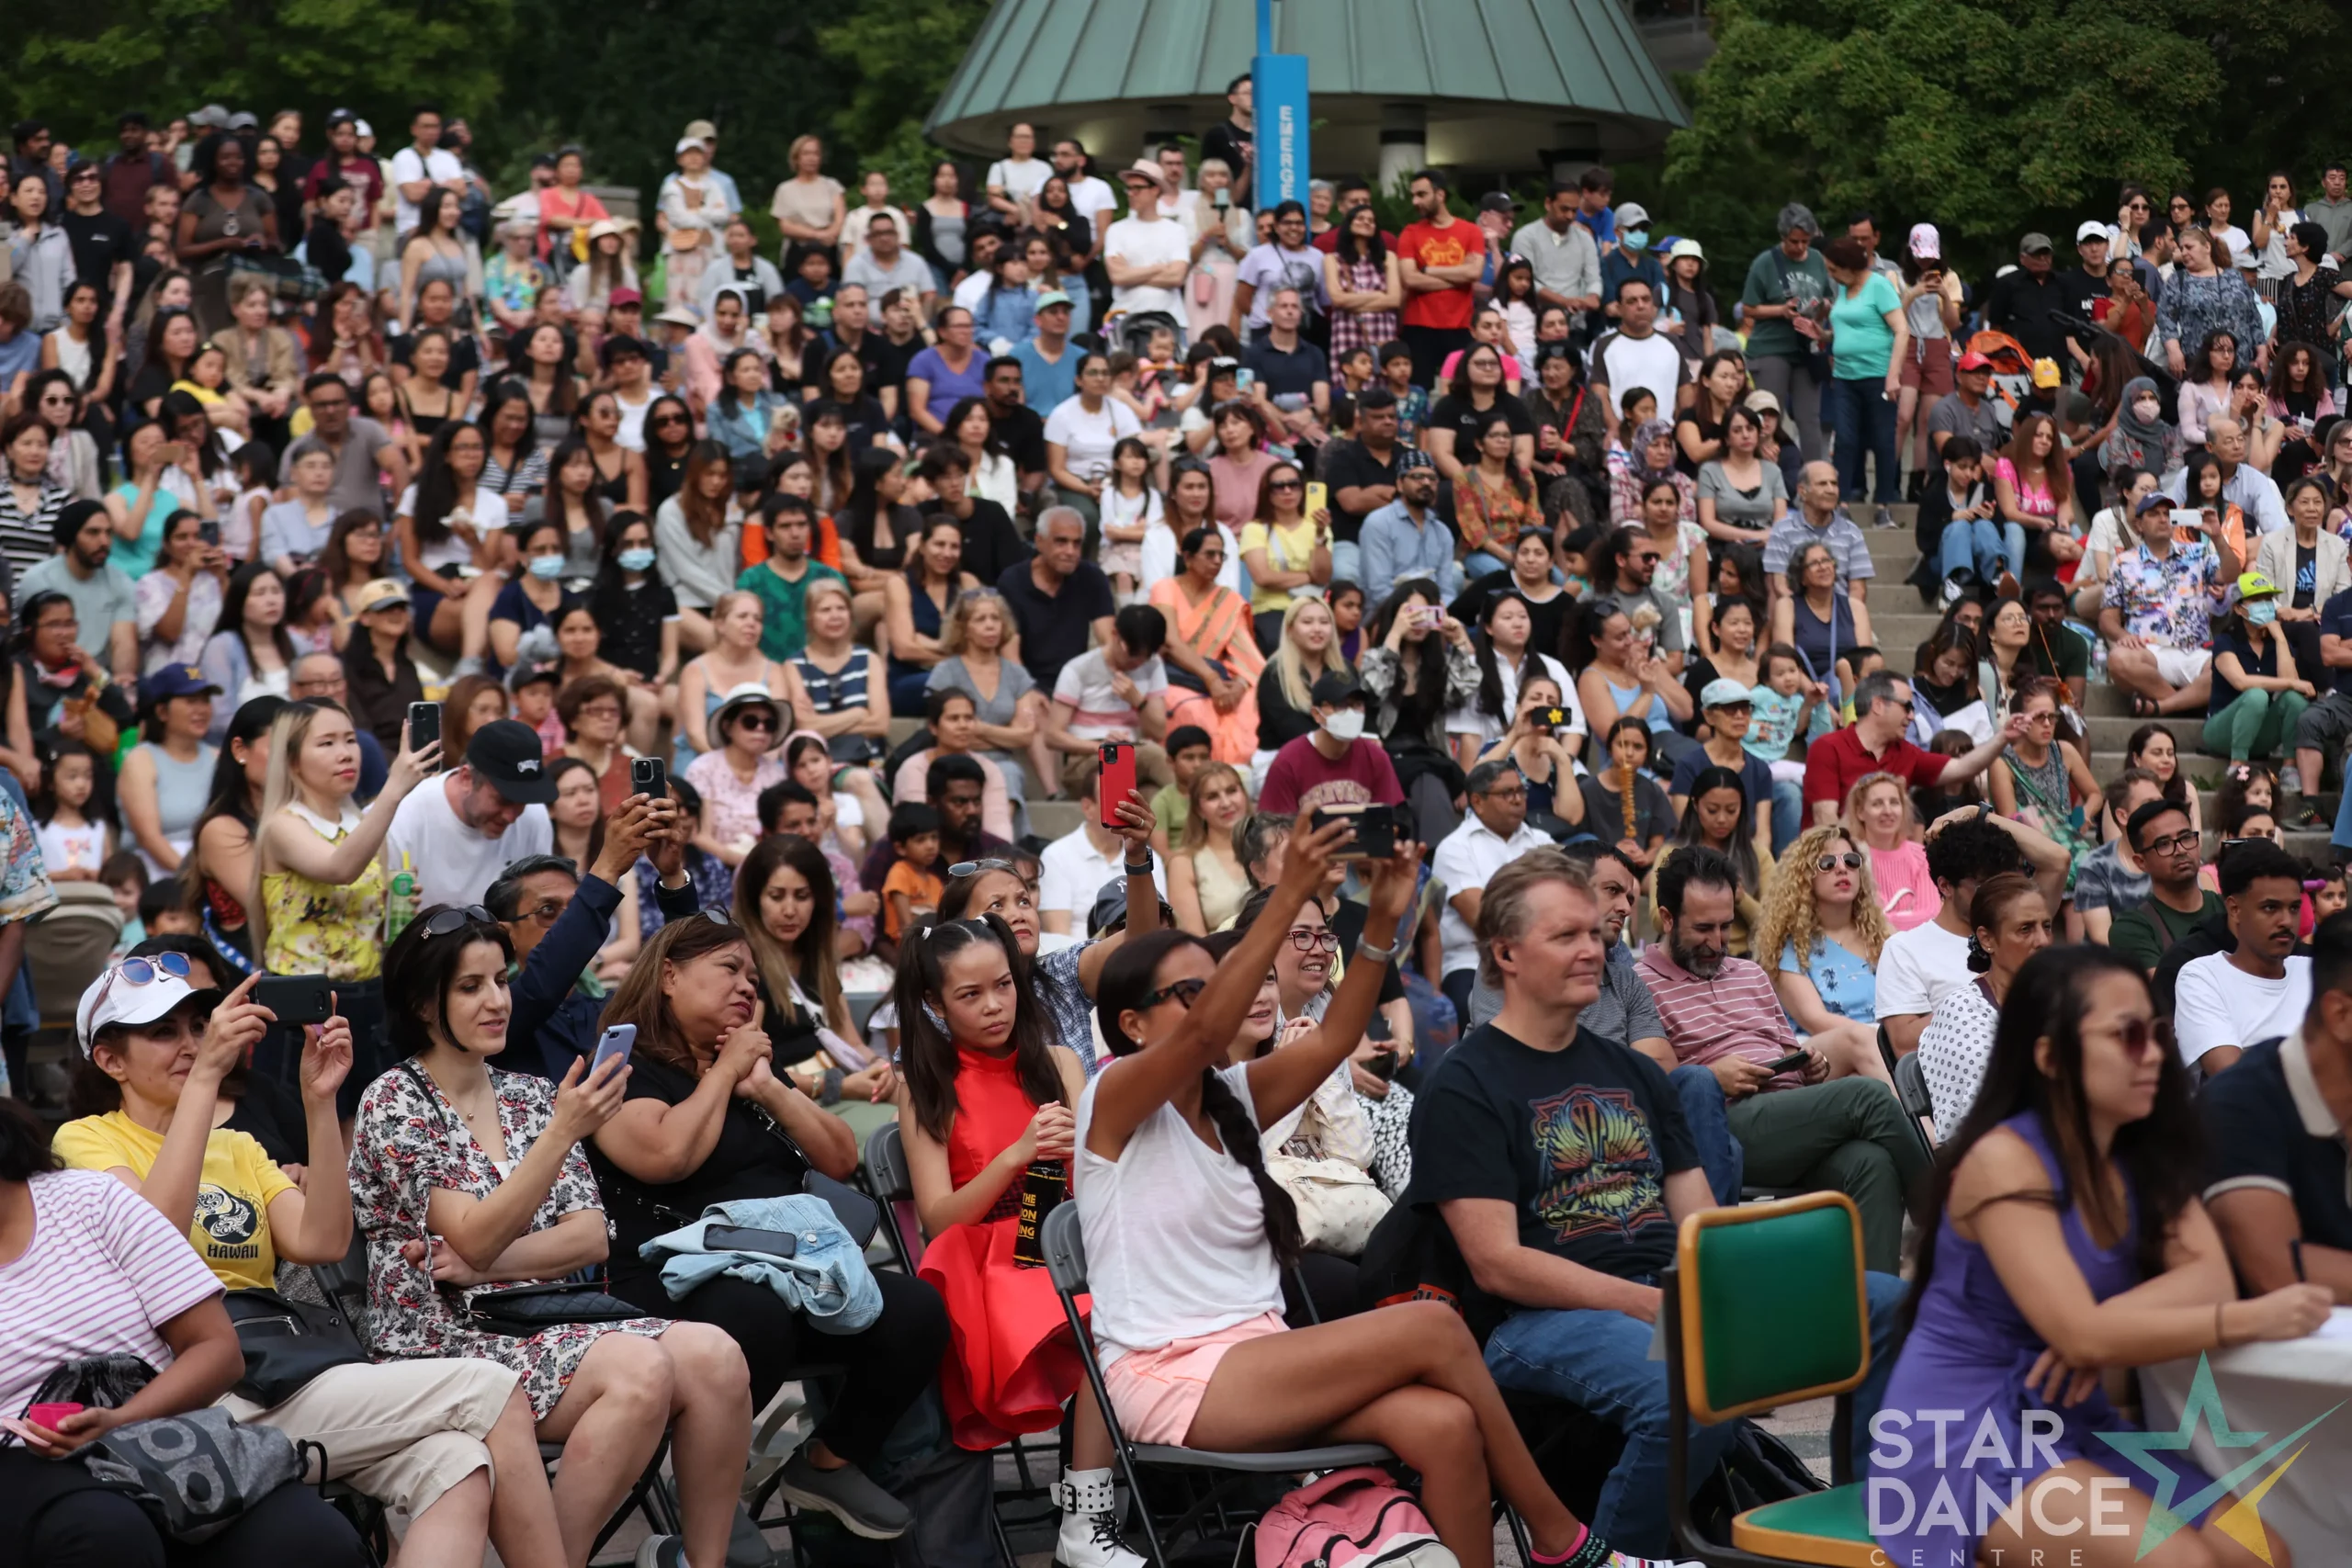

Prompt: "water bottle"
[1011,1160,1068,1269]
[385,852,419,943]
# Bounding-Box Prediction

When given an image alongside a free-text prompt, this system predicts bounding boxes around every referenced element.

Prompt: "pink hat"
[1907,222,1941,261]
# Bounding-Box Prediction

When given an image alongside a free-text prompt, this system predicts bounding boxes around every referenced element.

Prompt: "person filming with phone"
[386,718,560,913]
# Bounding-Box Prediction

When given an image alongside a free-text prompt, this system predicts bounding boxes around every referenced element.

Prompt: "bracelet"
[1355,936,1401,965]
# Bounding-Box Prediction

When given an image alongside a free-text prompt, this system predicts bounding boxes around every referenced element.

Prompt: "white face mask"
[1320,708,1366,742]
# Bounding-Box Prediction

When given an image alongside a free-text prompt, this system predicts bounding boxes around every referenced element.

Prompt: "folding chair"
[1665,1192,1876,1566]
[1879,1025,1937,1160]
[861,1121,920,1274]
[1040,1203,1390,1568]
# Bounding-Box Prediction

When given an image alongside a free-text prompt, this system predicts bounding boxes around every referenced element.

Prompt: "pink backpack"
[1252,1466,1459,1568]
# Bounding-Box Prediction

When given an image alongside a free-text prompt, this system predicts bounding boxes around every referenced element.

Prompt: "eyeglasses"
[1815,852,1865,872]
[519,898,566,926]
[89,951,195,1022]
[1483,786,1528,802]
[1286,929,1340,953]
[420,904,493,939]
[2141,828,2202,856]
[1137,976,1208,1011]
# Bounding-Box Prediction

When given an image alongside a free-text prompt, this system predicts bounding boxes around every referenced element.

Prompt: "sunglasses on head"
[1815,852,1864,872]
[420,904,495,939]
[949,857,1020,880]
[90,951,195,1019]
[1137,976,1208,1011]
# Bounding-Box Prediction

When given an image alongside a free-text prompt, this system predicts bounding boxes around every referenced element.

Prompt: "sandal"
[2128,693,2160,717]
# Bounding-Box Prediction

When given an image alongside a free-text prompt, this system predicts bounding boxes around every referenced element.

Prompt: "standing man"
[1102,161,1191,333]
[1051,138,1117,249]
[1586,279,1689,422]
[994,508,1114,694]
[1396,170,1482,387]
[2173,840,2312,1077]
[1983,231,2069,367]
[1431,761,1553,1020]
[60,158,135,328]
[99,113,174,229]
[1200,74,1254,200]
[1738,203,1831,456]
[387,104,463,239]
[1597,202,1668,323]
[1510,183,1602,338]
[2308,163,2352,263]
[383,719,558,911]
[2058,220,2118,367]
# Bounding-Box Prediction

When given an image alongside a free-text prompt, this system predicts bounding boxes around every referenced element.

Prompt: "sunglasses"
[732,713,775,732]
[1815,852,1865,872]
[420,904,494,939]
[652,412,689,426]
[699,907,735,927]
[89,951,196,1021]
[2109,1016,2160,1058]
[949,857,1021,880]
[1138,976,1208,1011]
[1269,479,1304,491]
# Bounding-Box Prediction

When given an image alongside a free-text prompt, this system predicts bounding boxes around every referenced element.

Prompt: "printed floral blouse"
[260,800,385,980]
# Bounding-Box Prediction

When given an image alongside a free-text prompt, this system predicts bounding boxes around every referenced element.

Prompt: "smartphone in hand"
[1098,742,1138,829]
[407,701,441,753]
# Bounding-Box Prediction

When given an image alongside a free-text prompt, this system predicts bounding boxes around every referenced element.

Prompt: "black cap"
[597,333,649,369]
[1478,191,1519,215]
[466,719,560,804]
[1309,671,1364,708]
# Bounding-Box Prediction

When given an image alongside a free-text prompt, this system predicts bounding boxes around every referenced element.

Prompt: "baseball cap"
[1478,191,1519,216]
[1615,200,1651,227]
[1309,671,1365,708]
[226,111,259,132]
[2133,492,2177,516]
[1396,447,1437,475]
[608,287,644,308]
[2019,231,2054,254]
[675,137,705,155]
[189,105,231,130]
[1743,388,1782,415]
[1700,678,1754,710]
[466,719,560,805]
[141,664,221,705]
[683,119,718,143]
[2031,357,2063,389]
[1907,222,1941,260]
[2236,570,2280,601]
[2075,220,2109,243]
[1035,289,1073,312]
[351,578,412,615]
[353,119,374,140]
[505,659,561,696]
[1954,351,1995,373]
[76,954,223,1059]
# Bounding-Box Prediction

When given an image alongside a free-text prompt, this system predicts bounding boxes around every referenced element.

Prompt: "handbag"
[82,1409,304,1543]
[465,1280,645,1336]
[223,1289,370,1406]
[226,251,328,304]
[1264,1152,1391,1256]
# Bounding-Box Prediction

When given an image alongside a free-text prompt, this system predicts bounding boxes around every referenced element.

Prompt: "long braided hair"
[1093,929,1303,1268]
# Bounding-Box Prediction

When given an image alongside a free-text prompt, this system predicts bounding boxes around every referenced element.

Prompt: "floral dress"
[347,1063,672,1417]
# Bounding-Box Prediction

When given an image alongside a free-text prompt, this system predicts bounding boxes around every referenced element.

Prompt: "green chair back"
[1677,1192,1871,1423]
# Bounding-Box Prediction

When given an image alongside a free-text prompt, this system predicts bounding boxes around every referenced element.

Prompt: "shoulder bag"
[222,1289,370,1406]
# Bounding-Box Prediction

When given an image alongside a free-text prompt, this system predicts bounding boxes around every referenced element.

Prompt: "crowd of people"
[4,91,2352,1568]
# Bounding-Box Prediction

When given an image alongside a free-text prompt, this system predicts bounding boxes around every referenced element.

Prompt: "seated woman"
[881,516,980,716]
[1149,525,1265,767]
[1167,761,1253,935]
[891,689,1019,840]
[1359,581,1482,846]
[1913,873,2053,1134]
[1085,820,1614,1568]
[1576,717,1675,879]
[0,1100,368,1566]
[352,908,756,1568]
[1473,677,1585,839]
[735,833,896,1143]
[1647,765,1770,956]
[1847,770,1939,931]
[1753,821,1894,1085]
[1871,944,2328,1568]
[119,663,221,879]
[686,685,787,866]
[2205,574,2312,767]
[586,913,944,1545]
[488,518,580,671]
[926,588,1052,805]
[897,913,1146,1568]
[56,960,566,1568]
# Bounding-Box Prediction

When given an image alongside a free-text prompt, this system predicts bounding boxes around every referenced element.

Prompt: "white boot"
[1053,1466,1146,1568]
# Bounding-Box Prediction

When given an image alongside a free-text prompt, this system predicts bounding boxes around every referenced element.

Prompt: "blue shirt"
[1359,500,1462,605]
[1777,935,1878,1026]
[907,345,990,426]
[1012,337,1080,413]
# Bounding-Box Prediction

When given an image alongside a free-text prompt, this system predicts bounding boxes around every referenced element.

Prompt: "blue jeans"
[1669,1065,1745,1206]
[1824,377,1901,505]
[1770,776,1804,856]
[1936,516,2028,587]
[1484,1269,1909,1558]
[1464,552,1509,580]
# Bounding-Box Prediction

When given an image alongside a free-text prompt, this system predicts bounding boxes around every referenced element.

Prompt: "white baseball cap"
[2075,220,2110,243]
[75,953,221,1058]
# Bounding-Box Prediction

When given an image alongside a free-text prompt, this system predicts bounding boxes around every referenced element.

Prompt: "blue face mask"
[617,547,656,572]
[2245,599,2278,626]
[1622,229,1650,253]
[526,555,566,581]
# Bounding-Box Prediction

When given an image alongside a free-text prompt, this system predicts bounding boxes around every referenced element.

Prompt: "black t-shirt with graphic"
[1408,1021,1697,1281]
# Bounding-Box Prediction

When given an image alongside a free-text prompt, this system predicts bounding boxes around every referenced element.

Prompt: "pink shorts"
[1101,1311,1288,1446]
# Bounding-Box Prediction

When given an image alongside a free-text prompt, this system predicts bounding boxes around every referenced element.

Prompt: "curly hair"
[1752,823,1894,975]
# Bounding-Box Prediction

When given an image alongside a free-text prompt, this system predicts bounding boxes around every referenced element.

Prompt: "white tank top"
[1074,1062,1286,1367]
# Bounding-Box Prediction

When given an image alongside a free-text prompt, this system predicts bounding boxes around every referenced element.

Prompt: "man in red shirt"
[1802,670,2023,826]
[1259,672,1405,818]
[1396,169,1487,389]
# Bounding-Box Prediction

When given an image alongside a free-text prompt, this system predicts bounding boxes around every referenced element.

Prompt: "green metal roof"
[926,0,1688,143]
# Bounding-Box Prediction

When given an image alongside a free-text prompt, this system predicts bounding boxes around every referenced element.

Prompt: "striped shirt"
[1635,945,1805,1089]
[0,1169,223,1413]
[0,477,71,581]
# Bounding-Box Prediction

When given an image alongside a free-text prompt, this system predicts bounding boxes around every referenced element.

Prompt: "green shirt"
[736,558,845,663]
[1150,780,1189,842]
[1739,244,1832,362]
[2109,890,2223,972]
[1827,270,1904,381]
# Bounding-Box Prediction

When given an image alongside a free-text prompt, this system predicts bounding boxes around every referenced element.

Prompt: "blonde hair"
[940,588,1011,657]
[787,135,825,174]
[1751,823,1894,974]
[802,576,854,624]
[1179,761,1248,852]
[1840,770,1912,847]
[252,700,353,958]
[1272,596,1349,713]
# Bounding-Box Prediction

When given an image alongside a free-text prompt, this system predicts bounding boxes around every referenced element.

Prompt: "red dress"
[916,1043,1088,1450]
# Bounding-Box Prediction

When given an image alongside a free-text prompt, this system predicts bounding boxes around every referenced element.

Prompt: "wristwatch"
[1124,850,1155,874]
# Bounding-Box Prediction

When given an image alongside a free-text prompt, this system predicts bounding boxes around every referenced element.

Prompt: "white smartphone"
[590,1024,635,1079]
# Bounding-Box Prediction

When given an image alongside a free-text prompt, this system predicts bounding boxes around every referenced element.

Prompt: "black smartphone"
[406,701,441,753]
[630,755,669,800]
[253,976,334,1026]
[703,1224,798,1259]
[198,519,220,547]
[1311,803,1399,862]
[1364,1049,1399,1081]
[1765,1050,1812,1075]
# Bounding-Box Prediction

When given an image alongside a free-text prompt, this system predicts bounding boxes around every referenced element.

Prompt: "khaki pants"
[1060,740,1172,799]
[221,1357,519,1529]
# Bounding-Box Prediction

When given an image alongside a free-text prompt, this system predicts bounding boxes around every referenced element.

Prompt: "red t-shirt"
[1802,727,1947,813]
[1396,219,1477,331]
[1259,735,1405,818]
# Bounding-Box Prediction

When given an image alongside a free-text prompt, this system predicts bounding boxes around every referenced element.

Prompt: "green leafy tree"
[1666,0,2342,277]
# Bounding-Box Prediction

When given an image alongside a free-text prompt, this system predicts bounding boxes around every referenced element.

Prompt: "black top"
[1326,898,1407,1008]
[1242,337,1329,409]
[390,331,483,382]
[922,497,1029,584]
[2209,625,2278,716]
[995,556,1115,691]
[810,394,892,452]
[304,220,352,298]
[1253,662,1317,751]
[873,333,925,400]
[588,1051,810,1292]
[810,328,887,396]
[2200,1035,2352,1256]
[647,444,690,510]
[342,640,424,751]
[1672,406,1727,479]
[1983,267,2069,365]
[989,401,1048,477]
[1408,1021,1698,1281]
[588,574,679,679]
[1320,436,1400,546]
[1427,390,1533,461]
[60,209,136,316]
[842,500,922,574]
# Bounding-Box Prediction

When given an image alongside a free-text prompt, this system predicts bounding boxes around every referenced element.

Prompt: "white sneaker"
[1053,1467,1146,1568]
[2282,764,2305,795]
[1942,577,1966,607]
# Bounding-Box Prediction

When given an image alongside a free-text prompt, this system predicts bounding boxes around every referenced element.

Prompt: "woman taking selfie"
[354,909,756,1568]
[587,911,936,1545]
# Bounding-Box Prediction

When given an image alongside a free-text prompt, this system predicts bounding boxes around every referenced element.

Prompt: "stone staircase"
[1860,505,2334,861]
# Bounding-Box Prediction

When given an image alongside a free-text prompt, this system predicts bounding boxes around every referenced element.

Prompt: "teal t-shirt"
[1828,271,1904,382]
[107,481,177,579]
[1739,245,1833,361]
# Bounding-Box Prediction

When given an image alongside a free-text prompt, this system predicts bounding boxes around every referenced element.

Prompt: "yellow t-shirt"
[53,1111,296,1292]
[1238,518,1322,615]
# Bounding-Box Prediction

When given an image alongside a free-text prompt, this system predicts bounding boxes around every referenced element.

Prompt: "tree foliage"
[1666,0,2344,276]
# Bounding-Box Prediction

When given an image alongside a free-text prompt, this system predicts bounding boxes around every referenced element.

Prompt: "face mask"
[617,547,656,572]
[526,555,566,581]
[2245,600,2278,626]
[1320,709,1366,743]
[1622,229,1649,253]
[2132,400,2160,424]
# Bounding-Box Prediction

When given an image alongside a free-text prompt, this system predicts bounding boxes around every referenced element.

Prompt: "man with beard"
[1636,846,1928,1273]
[18,501,138,680]
[1416,848,1905,1560]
